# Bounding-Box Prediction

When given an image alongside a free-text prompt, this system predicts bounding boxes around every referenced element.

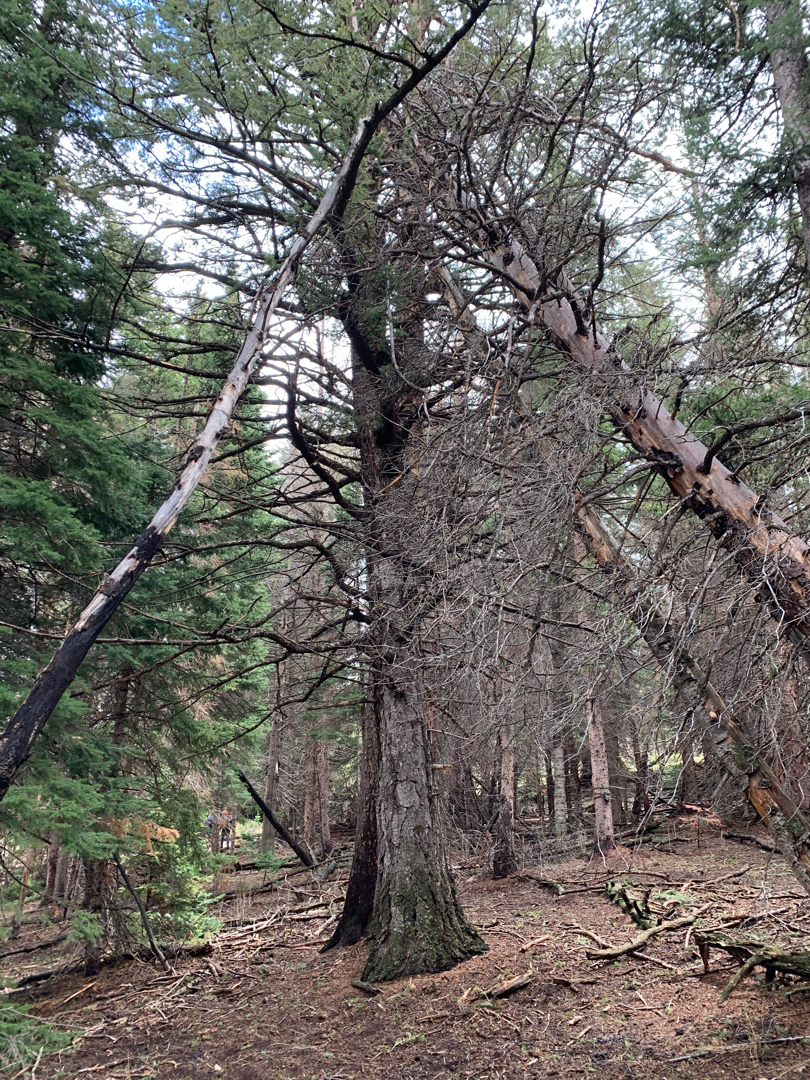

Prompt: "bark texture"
[322,693,380,950]
[362,652,485,981]
[587,697,616,855]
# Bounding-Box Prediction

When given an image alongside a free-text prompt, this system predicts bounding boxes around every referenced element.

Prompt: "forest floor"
[5,823,810,1080]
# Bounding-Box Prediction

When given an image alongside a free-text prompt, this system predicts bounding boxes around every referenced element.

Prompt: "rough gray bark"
[575,503,810,896]
[323,692,380,950]
[767,0,810,268]
[362,644,485,981]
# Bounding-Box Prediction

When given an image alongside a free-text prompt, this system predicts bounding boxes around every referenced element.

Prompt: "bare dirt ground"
[5,826,810,1080]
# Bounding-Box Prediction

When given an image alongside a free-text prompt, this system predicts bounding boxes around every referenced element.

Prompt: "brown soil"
[6,830,810,1080]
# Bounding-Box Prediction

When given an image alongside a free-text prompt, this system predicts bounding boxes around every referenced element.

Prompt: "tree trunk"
[303,740,318,857]
[767,0,810,269]
[362,648,485,981]
[534,749,544,820]
[565,732,583,822]
[604,723,626,826]
[82,858,111,976]
[323,691,380,950]
[552,741,567,838]
[260,720,282,855]
[317,738,332,856]
[493,717,517,878]
[545,750,555,828]
[54,848,70,905]
[11,849,32,939]
[575,502,810,896]
[587,698,616,855]
[43,835,59,904]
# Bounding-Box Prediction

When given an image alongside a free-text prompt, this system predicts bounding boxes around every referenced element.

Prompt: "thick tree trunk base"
[362,863,486,982]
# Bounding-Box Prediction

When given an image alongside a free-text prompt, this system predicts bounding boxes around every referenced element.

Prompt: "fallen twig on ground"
[586,906,711,960]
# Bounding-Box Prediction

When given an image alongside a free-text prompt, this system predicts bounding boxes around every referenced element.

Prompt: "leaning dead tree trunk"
[0,0,494,800]
[236,769,314,869]
[575,503,810,896]
[470,225,810,659]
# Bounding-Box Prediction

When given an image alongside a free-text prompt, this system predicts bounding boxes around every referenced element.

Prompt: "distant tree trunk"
[317,738,332,856]
[11,849,32,939]
[54,848,70,906]
[82,859,111,976]
[260,720,282,855]
[545,751,555,828]
[604,724,625,826]
[767,0,810,269]
[43,835,59,905]
[587,698,616,855]
[303,740,318,857]
[564,733,583,822]
[552,741,567,837]
[534,750,544,819]
[493,717,517,878]
[676,722,698,810]
[630,723,649,820]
